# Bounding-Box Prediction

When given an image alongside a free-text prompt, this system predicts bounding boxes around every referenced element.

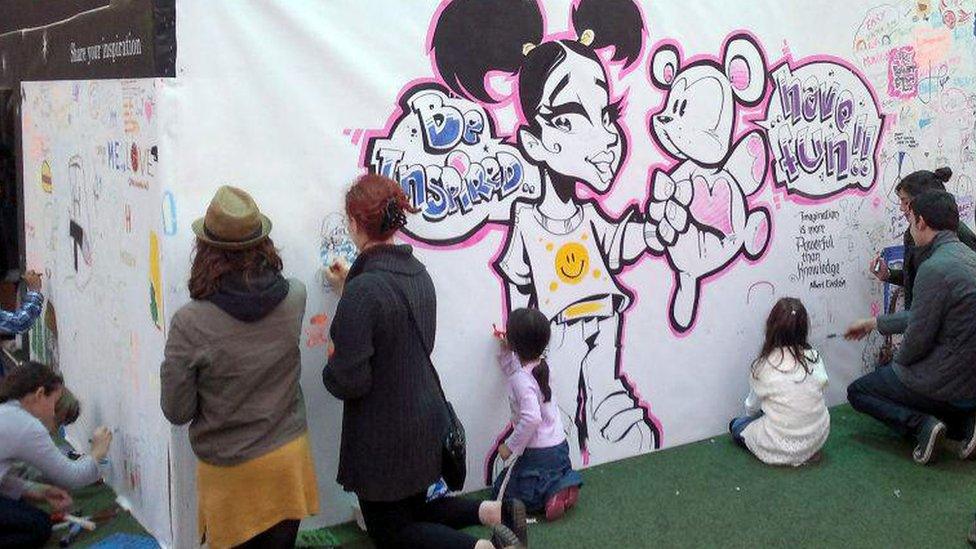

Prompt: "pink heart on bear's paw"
[689,176,734,235]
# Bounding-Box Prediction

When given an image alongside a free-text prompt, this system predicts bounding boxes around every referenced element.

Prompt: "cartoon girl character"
[431,0,689,468]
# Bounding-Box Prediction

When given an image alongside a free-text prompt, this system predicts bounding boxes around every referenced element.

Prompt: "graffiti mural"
[362,0,886,474]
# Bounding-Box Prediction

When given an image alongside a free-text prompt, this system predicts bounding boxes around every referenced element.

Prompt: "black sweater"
[323,245,448,501]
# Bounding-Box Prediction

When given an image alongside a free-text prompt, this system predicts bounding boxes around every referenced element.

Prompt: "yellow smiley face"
[554,242,589,284]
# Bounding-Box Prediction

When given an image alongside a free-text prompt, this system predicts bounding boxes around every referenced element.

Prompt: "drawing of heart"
[689,175,734,235]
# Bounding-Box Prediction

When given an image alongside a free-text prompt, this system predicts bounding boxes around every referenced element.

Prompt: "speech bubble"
[365,83,540,244]
[759,58,883,200]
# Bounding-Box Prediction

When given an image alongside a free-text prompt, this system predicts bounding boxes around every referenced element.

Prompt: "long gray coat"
[878,231,976,401]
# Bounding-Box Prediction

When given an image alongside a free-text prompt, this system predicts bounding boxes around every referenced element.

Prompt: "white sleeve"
[14,419,101,490]
[744,386,761,416]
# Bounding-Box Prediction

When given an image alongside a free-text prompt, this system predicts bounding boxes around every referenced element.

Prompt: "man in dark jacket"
[846,190,976,465]
[870,168,976,310]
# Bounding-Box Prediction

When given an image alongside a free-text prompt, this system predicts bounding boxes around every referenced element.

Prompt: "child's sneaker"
[544,486,580,521]
[913,417,946,465]
[500,499,527,546]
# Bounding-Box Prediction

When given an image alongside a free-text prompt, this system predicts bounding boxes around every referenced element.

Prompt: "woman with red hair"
[323,174,527,549]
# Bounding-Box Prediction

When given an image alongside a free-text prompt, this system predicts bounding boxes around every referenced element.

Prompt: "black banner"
[0,0,175,88]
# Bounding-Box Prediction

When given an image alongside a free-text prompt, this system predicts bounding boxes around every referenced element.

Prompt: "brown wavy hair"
[188,238,283,300]
[751,297,816,379]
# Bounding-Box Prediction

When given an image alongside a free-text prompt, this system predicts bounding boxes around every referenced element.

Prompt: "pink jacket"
[499,351,567,456]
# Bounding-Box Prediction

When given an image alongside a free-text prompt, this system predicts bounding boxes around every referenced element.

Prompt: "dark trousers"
[235,519,300,549]
[359,492,483,549]
[848,365,976,439]
[0,495,52,549]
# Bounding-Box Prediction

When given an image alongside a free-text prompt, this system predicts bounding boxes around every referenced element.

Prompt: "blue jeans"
[491,441,583,513]
[848,365,976,439]
[729,413,762,448]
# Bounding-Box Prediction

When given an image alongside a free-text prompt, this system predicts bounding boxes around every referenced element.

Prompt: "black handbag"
[383,276,467,491]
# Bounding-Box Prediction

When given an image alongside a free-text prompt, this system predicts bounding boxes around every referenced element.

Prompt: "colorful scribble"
[305,314,329,349]
[887,46,919,99]
[149,231,163,331]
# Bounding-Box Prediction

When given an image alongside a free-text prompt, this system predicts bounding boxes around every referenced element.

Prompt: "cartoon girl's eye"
[672,101,679,114]
[602,110,611,128]
[679,99,688,117]
[553,115,573,133]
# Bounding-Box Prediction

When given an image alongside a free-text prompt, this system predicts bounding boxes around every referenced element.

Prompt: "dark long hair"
[751,297,816,378]
[0,361,63,403]
[506,308,552,402]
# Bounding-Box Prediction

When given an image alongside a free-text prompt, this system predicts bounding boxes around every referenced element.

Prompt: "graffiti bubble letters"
[366,84,539,243]
[887,47,918,100]
[760,58,883,199]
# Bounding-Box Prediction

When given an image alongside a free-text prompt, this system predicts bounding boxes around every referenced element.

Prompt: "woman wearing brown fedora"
[161,186,318,549]
[322,174,527,549]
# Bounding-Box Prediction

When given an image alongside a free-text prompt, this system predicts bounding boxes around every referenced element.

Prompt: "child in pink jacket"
[493,308,582,520]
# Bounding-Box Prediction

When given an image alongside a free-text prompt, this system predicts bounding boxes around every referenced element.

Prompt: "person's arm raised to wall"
[0,272,44,335]
[323,277,378,400]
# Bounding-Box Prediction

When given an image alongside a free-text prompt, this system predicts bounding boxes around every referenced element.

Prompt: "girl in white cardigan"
[729,298,830,466]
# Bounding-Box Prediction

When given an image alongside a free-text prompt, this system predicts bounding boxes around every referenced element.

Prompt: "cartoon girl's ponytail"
[430,0,543,103]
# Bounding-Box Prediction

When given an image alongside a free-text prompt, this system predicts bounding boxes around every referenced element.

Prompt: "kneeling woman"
[0,363,112,548]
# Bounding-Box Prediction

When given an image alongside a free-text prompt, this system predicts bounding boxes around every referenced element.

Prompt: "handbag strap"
[379,274,449,404]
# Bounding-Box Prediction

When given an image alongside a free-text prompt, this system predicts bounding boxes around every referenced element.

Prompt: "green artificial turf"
[301,405,976,548]
[58,405,976,547]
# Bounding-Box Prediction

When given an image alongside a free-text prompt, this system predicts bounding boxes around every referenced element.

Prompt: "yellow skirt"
[197,433,320,548]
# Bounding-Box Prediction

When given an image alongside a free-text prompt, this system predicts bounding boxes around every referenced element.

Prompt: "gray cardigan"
[323,245,448,502]
[878,231,976,401]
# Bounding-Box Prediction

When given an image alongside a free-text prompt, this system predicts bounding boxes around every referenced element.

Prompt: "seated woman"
[0,362,112,548]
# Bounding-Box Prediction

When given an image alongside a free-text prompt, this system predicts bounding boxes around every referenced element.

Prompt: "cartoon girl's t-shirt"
[497,202,631,322]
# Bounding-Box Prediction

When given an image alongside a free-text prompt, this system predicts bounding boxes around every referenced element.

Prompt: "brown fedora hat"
[192,186,272,250]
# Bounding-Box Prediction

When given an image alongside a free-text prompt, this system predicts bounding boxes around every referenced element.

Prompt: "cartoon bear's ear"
[723,34,767,106]
[650,44,680,89]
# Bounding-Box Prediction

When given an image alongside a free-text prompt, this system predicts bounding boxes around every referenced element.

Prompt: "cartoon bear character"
[646,33,772,332]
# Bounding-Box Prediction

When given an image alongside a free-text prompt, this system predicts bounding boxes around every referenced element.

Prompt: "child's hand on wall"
[498,443,512,461]
[492,324,508,350]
